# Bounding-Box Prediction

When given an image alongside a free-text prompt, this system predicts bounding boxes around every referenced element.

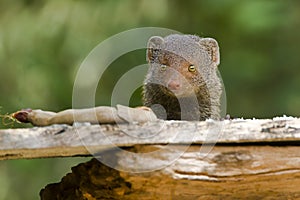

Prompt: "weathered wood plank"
[2,117,298,199]
[0,117,300,160]
[40,145,300,200]
[114,145,300,179]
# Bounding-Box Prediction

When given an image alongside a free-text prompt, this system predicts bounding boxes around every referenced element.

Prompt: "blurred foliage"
[0,0,300,199]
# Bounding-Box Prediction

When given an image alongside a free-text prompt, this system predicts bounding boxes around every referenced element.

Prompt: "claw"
[12,109,32,123]
[135,106,152,112]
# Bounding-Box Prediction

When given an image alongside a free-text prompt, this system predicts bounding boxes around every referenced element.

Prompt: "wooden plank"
[0,117,300,160]
[2,117,298,199]
[40,145,300,199]
[115,145,300,179]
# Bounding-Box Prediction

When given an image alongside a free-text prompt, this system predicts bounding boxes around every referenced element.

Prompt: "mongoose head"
[145,34,220,98]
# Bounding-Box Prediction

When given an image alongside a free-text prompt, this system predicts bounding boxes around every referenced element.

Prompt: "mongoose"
[143,34,222,121]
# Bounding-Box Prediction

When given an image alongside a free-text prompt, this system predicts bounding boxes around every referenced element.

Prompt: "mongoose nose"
[167,80,180,90]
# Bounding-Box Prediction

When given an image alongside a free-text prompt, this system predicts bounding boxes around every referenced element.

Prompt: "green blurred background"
[0,0,300,199]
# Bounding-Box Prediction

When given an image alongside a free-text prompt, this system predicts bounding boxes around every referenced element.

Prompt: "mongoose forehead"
[148,34,219,68]
[163,34,209,65]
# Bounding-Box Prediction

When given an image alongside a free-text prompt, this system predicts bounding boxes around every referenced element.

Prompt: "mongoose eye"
[188,65,196,72]
[160,64,167,71]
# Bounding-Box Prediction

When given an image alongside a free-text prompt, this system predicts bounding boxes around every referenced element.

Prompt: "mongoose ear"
[199,38,220,66]
[147,36,164,62]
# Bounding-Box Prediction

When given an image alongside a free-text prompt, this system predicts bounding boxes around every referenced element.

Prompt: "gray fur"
[143,34,222,120]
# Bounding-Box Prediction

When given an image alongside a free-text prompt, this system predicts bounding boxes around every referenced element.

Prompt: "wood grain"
[0,117,300,160]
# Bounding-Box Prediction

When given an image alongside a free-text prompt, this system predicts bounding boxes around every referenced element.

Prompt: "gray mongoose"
[143,34,222,120]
